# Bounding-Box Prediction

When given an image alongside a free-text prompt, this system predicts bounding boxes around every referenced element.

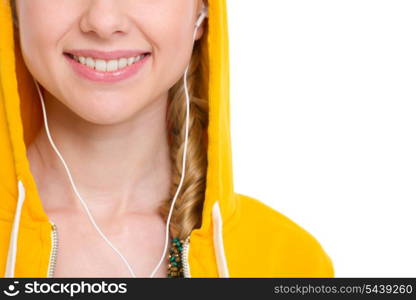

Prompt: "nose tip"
[79,2,129,39]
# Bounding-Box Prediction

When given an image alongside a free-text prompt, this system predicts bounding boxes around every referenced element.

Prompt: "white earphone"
[33,6,208,278]
[195,5,208,31]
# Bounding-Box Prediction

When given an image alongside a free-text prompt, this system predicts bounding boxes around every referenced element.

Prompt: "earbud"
[195,5,208,28]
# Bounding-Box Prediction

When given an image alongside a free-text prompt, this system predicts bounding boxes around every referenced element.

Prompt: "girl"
[0,0,334,278]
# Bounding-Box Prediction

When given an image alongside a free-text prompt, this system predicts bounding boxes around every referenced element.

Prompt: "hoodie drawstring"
[4,180,26,278]
[212,201,230,277]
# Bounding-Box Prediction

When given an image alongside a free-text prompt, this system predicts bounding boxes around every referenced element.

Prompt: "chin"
[75,103,138,126]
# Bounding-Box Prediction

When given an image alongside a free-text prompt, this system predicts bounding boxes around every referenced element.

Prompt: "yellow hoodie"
[0,0,335,278]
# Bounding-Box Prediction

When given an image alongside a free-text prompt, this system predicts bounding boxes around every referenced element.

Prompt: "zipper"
[47,221,59,278]
[47,221,189,278]
[181,236,191,278]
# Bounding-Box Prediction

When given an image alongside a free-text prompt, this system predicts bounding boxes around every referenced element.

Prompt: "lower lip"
[64,54,150,83]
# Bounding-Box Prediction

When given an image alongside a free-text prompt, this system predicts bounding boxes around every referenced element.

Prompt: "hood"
[0,0,237,277]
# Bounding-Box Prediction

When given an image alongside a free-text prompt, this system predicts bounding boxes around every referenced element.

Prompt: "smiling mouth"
[63,52,151,73]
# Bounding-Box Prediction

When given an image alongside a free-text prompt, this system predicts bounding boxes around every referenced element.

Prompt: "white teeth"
[85,57,95,68]
[118,58,128,69]
[95,59,107,72]
[71,54,146,71]
[127,57,135,66]
[106,59,118,72]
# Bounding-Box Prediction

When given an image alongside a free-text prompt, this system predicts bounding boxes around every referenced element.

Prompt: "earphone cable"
[33,22,200,278]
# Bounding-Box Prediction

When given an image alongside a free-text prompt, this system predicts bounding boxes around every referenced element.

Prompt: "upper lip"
[63,49,151,60]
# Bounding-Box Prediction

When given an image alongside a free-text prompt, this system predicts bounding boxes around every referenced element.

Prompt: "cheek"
[151,22,195,93]
[20,24,60,68]
[18,0,66,57]
[18,6,69,95]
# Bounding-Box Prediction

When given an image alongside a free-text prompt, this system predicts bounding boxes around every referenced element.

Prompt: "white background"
[227,0,416,277]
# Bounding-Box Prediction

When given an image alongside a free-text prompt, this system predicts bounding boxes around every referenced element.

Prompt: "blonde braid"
[161,37,209,239]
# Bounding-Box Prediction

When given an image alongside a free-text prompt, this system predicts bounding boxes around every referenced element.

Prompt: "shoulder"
[230,193,335,277]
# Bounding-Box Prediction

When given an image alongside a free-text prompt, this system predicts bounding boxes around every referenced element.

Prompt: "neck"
[28,91,172,218]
